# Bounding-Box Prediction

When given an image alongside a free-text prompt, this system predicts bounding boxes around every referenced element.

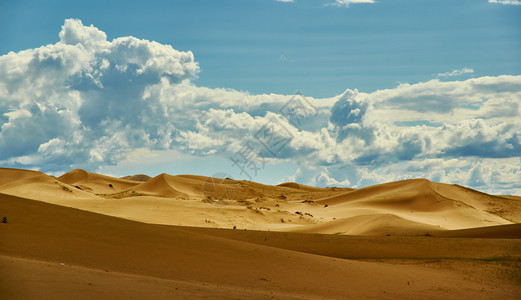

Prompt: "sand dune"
[0,168,99,201]
[2,193,520,299]
[127,173,195,198]
[312,179,512,232]
[0,168,518,236]
[58,169,141,194]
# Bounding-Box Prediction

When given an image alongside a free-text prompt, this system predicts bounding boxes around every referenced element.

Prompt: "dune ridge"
[0,167,518,235]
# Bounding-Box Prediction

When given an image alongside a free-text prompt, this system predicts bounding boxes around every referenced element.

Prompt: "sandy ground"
[1,167,520,298]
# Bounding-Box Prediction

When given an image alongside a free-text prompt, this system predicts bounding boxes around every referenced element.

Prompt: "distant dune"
[0,167,518,234]
[120,174,151,182]
[313,178,512,232]
[277,181,352,192]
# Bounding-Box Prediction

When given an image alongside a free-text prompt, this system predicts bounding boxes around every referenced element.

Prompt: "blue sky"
[2,0,520,97]
[1,0,520,194]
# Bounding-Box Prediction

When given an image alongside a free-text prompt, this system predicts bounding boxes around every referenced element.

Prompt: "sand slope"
[2,193,520,299]
[286,213,443,235]
[178,225,521,259]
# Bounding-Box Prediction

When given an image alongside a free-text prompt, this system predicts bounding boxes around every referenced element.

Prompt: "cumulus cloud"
[437,67,474,78]
[1,19,520,195]
[0,18,198,169]
[488,0,521,5]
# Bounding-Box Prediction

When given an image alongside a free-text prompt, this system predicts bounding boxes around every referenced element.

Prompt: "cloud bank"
[1,19,520,194]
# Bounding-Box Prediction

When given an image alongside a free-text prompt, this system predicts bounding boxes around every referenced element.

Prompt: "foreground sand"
[1,193,520,299]
[1,167,520,298]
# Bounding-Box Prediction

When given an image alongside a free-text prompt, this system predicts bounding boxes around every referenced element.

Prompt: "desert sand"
[1,167,520,299]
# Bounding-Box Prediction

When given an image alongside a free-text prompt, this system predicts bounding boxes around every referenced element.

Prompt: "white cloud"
[333,0,376,7]
[1,19,520,195]
[317,171,351,186]
[437,67,474,78]
[488,0,521,5]
[276,0,295,2]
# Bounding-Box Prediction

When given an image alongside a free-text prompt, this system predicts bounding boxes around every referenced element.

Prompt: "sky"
[0,0,520,194]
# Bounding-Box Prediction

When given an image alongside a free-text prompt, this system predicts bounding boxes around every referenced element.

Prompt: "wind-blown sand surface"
[1,167,520,298]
